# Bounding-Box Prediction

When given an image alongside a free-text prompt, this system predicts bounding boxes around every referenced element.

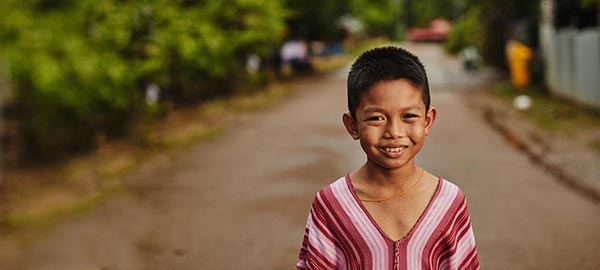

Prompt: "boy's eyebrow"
[364,107,385,113]
[363,104,423,113]
[401,104,423,111]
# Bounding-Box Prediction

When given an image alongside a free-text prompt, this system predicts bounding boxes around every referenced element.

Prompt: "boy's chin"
[366,159,412,171]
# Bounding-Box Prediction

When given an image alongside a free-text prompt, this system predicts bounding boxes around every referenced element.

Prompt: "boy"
[296,46,479,270]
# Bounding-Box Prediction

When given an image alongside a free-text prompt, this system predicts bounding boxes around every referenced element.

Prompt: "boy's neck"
[359,162,420,188]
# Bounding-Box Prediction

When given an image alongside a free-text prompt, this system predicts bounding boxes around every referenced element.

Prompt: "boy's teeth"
[383,147,404,152]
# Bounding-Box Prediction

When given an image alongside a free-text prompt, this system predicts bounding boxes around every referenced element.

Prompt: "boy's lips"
[379,145,407,157]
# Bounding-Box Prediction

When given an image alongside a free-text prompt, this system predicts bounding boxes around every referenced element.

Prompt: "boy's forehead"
[360,79,424,103]
[358,79,425,108]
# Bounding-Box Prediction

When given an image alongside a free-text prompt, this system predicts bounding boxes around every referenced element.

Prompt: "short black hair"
[347,46,430,118]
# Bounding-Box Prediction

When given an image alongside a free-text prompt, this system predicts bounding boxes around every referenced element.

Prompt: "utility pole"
[404,0,411,29]
[0,63,4,185]
[395,0,402,39]
[539,0,554,57]
[396,0,411,40]
[0,61,8,185]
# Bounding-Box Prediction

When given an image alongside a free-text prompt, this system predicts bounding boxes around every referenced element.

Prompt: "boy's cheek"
[359,127,380,137]
[407,126,426,137]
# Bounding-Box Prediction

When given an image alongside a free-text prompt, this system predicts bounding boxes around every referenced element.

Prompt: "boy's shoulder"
[315,175,349,198]
[308,175,353,207]
[438,177,468,203]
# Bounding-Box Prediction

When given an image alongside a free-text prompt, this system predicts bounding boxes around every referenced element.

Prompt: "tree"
[472,0,540,68]
[409,0,466,27]
[285,0,349,40]
[349,0,400,37]
[0,0,287,155]
[284,0,404,40]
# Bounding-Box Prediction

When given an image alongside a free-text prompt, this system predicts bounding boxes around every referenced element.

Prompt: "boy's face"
[343,79,436,171]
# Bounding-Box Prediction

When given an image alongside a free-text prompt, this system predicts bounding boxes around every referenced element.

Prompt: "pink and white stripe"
[297,176,479,270]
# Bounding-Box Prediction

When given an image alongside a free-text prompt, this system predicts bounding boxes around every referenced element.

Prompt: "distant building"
[406,18,451,42]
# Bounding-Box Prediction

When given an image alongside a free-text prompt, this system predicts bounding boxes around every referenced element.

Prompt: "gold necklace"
[360,168,425,203]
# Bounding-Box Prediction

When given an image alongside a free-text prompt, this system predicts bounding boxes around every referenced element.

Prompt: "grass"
[492,83,600,137]
[0,179,123,236]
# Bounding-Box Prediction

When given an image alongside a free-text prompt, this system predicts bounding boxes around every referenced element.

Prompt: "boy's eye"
[367,116,385,121]
[403,114,419,119]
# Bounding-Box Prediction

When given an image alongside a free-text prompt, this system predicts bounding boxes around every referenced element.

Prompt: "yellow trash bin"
[506,40,532,90]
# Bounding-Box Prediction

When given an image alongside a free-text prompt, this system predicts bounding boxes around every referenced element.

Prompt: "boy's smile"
[343,79,436,171]
[380,145,407,157]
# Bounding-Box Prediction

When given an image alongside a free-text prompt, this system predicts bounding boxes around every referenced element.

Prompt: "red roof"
[406,18,451,41]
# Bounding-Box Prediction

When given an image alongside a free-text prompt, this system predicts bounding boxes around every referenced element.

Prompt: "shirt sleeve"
[297,193,344,270]
[445,195,480,270]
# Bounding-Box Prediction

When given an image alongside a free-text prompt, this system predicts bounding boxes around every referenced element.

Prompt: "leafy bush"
[349,0,399,37]
[409,0,462,28]
[0,0,286,155]
[285,0,401,41]
[444,7,483,54]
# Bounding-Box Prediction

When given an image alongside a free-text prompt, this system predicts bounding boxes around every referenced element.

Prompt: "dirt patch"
[0,81,295,238]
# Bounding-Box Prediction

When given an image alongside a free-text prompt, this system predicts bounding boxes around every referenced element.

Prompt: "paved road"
[1,43,599,269]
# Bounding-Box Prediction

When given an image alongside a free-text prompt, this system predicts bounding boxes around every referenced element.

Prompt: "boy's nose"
[384,120,405,138]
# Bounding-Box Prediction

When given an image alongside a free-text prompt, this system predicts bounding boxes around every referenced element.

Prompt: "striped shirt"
[297,176,479,270]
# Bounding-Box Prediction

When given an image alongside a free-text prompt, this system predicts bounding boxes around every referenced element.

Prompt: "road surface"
[1,43,599,269]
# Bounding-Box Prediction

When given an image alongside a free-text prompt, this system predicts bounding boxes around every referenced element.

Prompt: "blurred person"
[459,45,481,72]
[506,38,532,90]
[296,47,479,269]
[280,39,312,75]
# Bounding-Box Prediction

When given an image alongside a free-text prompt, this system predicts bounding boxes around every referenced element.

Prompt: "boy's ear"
[424,107,437,136]
[342,112,360,140]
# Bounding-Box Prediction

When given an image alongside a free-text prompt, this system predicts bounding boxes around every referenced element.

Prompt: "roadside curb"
[467,89,600,204]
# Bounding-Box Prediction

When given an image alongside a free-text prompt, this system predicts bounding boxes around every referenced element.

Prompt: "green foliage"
[409,0,464,27]
[581,0,600,6]
[469,0,540,68]
[286,0,348,40]
[444,7,483,54]
[349,0,400,37]
[0,0,286,154]
[285,0,402,40]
